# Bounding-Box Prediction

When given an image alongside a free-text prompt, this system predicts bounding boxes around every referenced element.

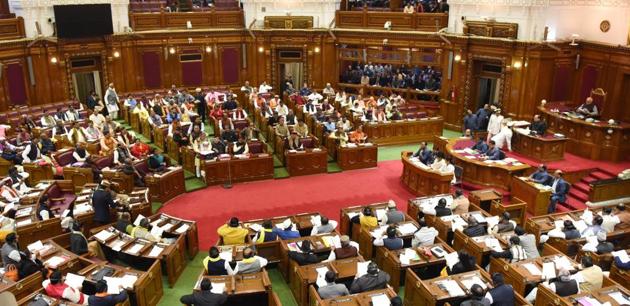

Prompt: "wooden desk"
[362,117,443,145]
[379,240,453,292]
[443,138,531,190]
[17,291,85,306]
[279,234,337,283]
[148,213,200,259]
[357,220,418,260]
[536,284,626,306]
[421,210,489,244]
[610,260,630,291]
[293,257,364,306]
[511,176,552,216]
[285,148,328,176]
[193,270,275,306]
[452,230,511,268]
[401,151,452,197]
[538,105,630,162]
[203,153,274,186]
[337,144,378,170]
[313,287,398,306]
[152,125,168,150]
[339,202,388,241]
[145,166,186,203]
[590,177,630,203]
[468,189,503,212]
[512,130,567,162]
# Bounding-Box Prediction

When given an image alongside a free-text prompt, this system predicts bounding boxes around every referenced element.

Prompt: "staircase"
[558,168,617,211]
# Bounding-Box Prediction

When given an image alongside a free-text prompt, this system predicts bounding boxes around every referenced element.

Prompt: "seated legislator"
[287,132,303,151]
[430,152,446,171]
[232,136,249,155]
[489,212,516,234]
[614,252,630,270]
[461,284,491,306]
[253,220,279,243]
[576,256,603,292]
[446,250,477,275]
[234,247,268,274]
[529,114,547,136]
[311,216,338,235]
[412,142,434,165]
[318,271,350,299]
[483,140,504,160]
[295,120,309,138]
[490,236,528,263]
[88,279,129,306]
[43,270,89,305]
[576,97,599,118]
[349,125,367,144]
[148,148,167,172]
[544,220,581,241]
[373,226,404,250]
[130,218,160,242]
[581,231,614,254]
[287,240,321,266]
[180,278,228,306]
[600,206,621,232]
[351,207,378,230]
[524,268,578,303]
[411,220,439,247]
[203,246,233,275]
[422,198,452,217]
[380,200,405,225]
[514,226,540,259]
[463,217,486,237]
[529,164,553,186]
[326,235,359,261]
[484,273,515,305]
[130,139,151,159]
[548,170,569,213]
[471,136,489,154]
[328,126,348,146]
[350,262,391,294]
[272,222,301,240]
[217,217,249,245]
[451,190,470,215]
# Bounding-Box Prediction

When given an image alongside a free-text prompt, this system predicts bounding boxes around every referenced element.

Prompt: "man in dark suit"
[463,109,478,133]
[92,181,117,225]
[350,262,391,293]
[471,137,488,154]
[180,278,227,306]
[529,114,547,136]
[529,164,553,186]
[549,170,569,213]
[194,88,207,123]
[412,142,434,165]
[475,104,491,130]
[463,216,486,237]
[484,140,504,160]
[287,240,320,266]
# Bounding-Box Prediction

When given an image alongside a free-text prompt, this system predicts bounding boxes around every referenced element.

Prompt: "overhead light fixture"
[205,46,212,53]
[113,51,120,58]
[258,46,264,53]
[169,47,176,54]
[513,60,522,69]
[314,47,320,53]
[50,56,58,64]
[454,54,461,62]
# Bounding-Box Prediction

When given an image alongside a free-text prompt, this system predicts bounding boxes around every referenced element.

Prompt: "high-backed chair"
[590,88,606,115]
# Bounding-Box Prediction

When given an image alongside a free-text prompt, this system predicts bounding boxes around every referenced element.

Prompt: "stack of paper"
[175,224,190,234]
[444,252,460,269]
[111,240,126,252]
[523,263,542,276]
[472,213,486,223]
[160,223,174,232]
[321,236,341,248]
[315,266,329,287]
[398,223,418,236]
[611,250,630,263]
[45,256,67,268]
[27,241,44,253]
[17,219,32,227]
[95,230,114,242]
[64,273,85,289]
[127,244,144,254]
[356,261,370,278]
[609,291,630,305]
[399,248,419,265]
[73,203,92,214]
[484,238,504,252]
[211,282,226,294]
[438,280,465,297]
[553,256,574,271]
[542,262,556,279]
[451,216,468,232]
[461,276,487,290]
[148,246,164,257]
[370,294,391,306]
[121,274,138,289]
[150,226,164,239]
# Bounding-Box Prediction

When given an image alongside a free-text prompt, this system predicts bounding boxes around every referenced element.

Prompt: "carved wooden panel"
[264,16,313,29]
[463,20,518,39]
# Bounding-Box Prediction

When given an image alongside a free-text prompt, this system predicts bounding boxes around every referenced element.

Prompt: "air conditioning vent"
[279,51,302,59]
[180,53,202,62]
[482,64,503,73]
[71,59,96,68]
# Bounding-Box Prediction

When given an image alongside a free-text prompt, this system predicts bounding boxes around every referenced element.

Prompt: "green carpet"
[157,254,205,306]
[376,129,462,162]
[273,155,283,168]
[152,202,162,213]
[274,167,290,179]
[327,162,342,173]
[185,177,207,192]
[269,269,298,306]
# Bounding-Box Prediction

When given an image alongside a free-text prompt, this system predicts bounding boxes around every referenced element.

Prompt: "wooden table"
[202,154,274,186]
[337,144,378,170]
[511,176,552,216]
[443,137,531,190]
[361,117,444,145]
[512,129,567,162]
[339,202,389,241]
[610,259,630,291]
[536,284,627,306]
[314,288,398,306]
[145,166,186,203]
[279,234,338,283]
[468,189,503,212]
[148,213,200,259]
[292,257,364,306]
[286,148,328,176]
[538,104,630,162]
[193,270,279,306]
[357,219,419,260]
[379,240,454,292]
[401,151,452,197]
[452,230,511,268]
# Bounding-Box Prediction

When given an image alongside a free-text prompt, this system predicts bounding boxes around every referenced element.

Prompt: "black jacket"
[92,189,116,223]
[288,251,320,266]
[180,290,228,306]
[70,232,89,255]
[463,224,486,237]
[349,271,390,293]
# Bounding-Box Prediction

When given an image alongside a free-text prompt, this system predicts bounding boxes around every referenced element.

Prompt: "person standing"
[194,88,207,123]
[104,83,120,120]
[92,182,117,225]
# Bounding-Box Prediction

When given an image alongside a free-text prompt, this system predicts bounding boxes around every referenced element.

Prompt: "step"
[569,189,589,203]
[555,204,572,213]
[563,197,586,211]
[573,182,591,194]
[581,176,597,184]
[590,171,614,181]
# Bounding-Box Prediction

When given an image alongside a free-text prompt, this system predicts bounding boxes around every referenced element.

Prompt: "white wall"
[241,0,340,28]
[9,0,130,38]
[448,0,630,45]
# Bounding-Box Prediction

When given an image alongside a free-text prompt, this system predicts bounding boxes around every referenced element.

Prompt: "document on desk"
[375,209,386,221]
[609,291,630,305]
[472,213,486,223]
[577,296,606,306]
[444,251,460,270]
[322,235,341,248]
[346,212,359,220]
[438,279,466,297]
[210,282,226,294]
[103,277,124,294]
[310,215,322,227]
[121,274,138,289]
[64,273,85,289]
[111,240,126,252]
[612,250,630,263]
[315,266,329,287]
[148,246,164,257]
[398,223,418,236]
[580,209,593,224]
[356,261,370,278]
[27,240,44,253]
[542,262,556,279]
[553,256,574,271]
[219,249,233,262]
[160,223,174,232]
[175,224,190,234]
[451,216,468,232]
[94,230,115,242]
[370,294,391,306]
[523,263,542,276]
[127,244,144,255]
[133,214,146,226]
[150,226,164,239]
[484,238,503,252]
[400,249,420,265]
[247,223,262,233]
[45,256,67,268]
[461,275,487,290]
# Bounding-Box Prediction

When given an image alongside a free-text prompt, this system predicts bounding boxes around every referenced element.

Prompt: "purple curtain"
[182,61,202,86]
[7,63,27,105]
[552,65,570,101]
[579,65,598,103]
[142,51,161,88]
[221,47,239,84]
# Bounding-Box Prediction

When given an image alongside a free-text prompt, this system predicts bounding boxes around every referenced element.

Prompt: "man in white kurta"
[104,83,120,119]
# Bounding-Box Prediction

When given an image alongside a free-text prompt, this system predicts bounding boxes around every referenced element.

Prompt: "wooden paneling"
[335,11,447,31]
[129,11,244,31]
[0,17,24,40]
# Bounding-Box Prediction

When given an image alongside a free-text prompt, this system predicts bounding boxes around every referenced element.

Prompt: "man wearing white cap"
[380,200,404,225]
[491,120,514,151]
[486,108,504,142]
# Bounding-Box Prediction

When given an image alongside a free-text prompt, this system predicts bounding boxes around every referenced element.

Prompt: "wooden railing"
[129,10,244,31]
[335,10,448,31]
[0,17,25,40]
[589,177,630,203]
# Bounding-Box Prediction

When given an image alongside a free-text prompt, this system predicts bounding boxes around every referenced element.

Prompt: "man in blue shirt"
[471,137,488,154]
[549,170,569,213]
[323,118,336,134]
[299,83,312,96]
[529,164,553,186]
[475,104,491,130]
[412,142,434,165]
[272,224,301,240]
[484,140,503,160]
[463,109,478,133]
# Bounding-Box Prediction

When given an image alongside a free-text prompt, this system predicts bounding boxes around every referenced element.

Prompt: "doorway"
[471,59,504,109]
[72,71,102,104]
[476,77,502,109]
[279,62,303,94]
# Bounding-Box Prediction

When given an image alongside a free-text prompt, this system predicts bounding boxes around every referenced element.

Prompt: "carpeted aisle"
[159,160,413,250]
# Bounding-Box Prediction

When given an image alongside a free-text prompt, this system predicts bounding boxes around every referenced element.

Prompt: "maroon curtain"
[181,61,202,86]
[6,63,27,105]
[579,65,598,103]
[551,65,570,102]
[221,47,239,84]
[142,51,161,89]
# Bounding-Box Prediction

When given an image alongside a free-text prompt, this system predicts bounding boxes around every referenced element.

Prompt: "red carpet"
[506,151,630,174]
[159,160,415,250]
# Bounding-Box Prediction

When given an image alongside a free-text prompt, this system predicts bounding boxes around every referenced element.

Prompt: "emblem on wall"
[600,20,611,33]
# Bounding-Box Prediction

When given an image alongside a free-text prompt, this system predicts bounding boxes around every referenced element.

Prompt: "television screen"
[54,4,113,38]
